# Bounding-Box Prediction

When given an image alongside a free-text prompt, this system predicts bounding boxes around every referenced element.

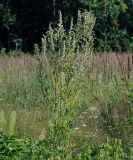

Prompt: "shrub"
[0,133,131,159]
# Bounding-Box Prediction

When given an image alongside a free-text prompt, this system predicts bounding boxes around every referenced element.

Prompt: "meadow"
[0,11,133,159]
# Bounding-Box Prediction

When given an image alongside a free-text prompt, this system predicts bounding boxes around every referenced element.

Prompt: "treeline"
[0,0,133,53]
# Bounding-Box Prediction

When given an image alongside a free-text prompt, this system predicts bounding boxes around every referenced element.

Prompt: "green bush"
[0,133,132,160]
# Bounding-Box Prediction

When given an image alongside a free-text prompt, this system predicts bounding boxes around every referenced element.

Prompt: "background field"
[0,53,133,143]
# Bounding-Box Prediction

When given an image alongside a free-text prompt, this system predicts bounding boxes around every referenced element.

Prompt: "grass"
[0,53,133,159]
[0,53,133,138]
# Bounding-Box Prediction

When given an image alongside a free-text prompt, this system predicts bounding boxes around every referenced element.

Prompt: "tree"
[0,0,132,52]
[0,1,15,50]
[78,0,129,52]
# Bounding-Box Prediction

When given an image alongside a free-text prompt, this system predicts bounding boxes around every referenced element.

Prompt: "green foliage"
[99,78,133,151]
[0,0,132,52]
[0,2,16,49]
[45,10,95,55]
[31,12,96,158]
[0,133,131,159]
[97,138,126,160]
[0,3,15,29]
[79,0,131,52]
[0,48,6,55]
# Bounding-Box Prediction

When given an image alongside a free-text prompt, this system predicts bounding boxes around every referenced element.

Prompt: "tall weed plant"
[34,10,96,158]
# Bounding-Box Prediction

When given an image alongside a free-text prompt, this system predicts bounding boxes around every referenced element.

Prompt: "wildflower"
[93,115,98,119]
[89,115,93,119]
[74,127,80,130]
[82,112,88,115]
[91,134,97,137]
[39,135,45,140]
[82,124,87,127]
[90,107,97,111]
